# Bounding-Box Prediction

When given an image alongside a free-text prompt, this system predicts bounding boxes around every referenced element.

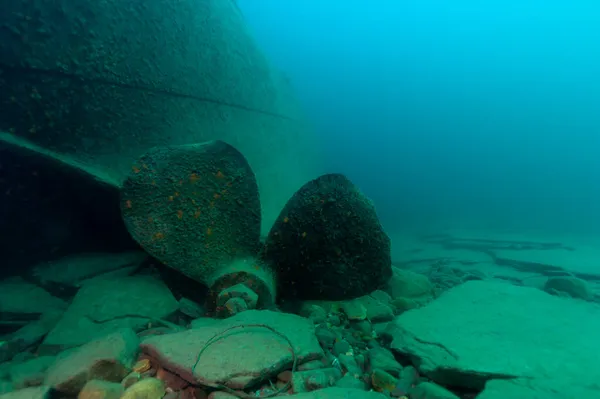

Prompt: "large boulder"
[263,174,392,300]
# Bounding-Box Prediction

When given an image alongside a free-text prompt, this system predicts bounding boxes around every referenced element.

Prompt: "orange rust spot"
[177,210,183,219]
[206,228,213,236]
[151,180,156,185]
[174,192,180,197]
[189,173,200,183]
[253,264,261,271]
[152,232,165,240]
[142,163,149,170]
[221,189,227,195]
[148,217,154,223]
[213,193,221,199]
[132,165,140,174]
[209,201,215,208]
[283,217,289,223]
[215,170,225,179]
[192,199,197,205]
[226,181,233,187]
[168,195,174,201]
[124,200,132,209]
[194,210,201,218]
[178,180,183,186]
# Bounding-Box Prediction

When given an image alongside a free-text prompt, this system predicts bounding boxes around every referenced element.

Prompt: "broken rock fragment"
[44,328,139,396]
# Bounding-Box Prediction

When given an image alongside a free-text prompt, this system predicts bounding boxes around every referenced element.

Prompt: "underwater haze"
[2,1,600,397]
[238,0,600,236]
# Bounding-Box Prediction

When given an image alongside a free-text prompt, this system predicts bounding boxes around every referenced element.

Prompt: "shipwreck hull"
[0,0,320,236]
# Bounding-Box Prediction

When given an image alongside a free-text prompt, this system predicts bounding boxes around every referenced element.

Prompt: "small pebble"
[315,327,338,349]
[327,314,342,327]
[121,371,141,389]
[133,359,152,373]
[351,320,373,336]
[335,374,368,390]
[121,377,165,399]
[332,340,351,357]
[371,369,397,393]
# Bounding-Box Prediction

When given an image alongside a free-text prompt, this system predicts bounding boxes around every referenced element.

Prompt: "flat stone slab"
[44,329,139,396]
[31,252,146,287]
[493,245,600,277]
[389,280,600,396]
[391,234,495,266]
[0,386,51,399]
[477,378,600,399]
[410,230,600,278]
[0,277,67,315]
[141,310,324,390]
[42,276,178,349]
[8,355,55,388]
[390,234,537,283]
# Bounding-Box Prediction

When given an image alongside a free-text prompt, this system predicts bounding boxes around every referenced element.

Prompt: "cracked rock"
[141,310,323,390]
[44,328,139,396]
[388,280,600,397]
